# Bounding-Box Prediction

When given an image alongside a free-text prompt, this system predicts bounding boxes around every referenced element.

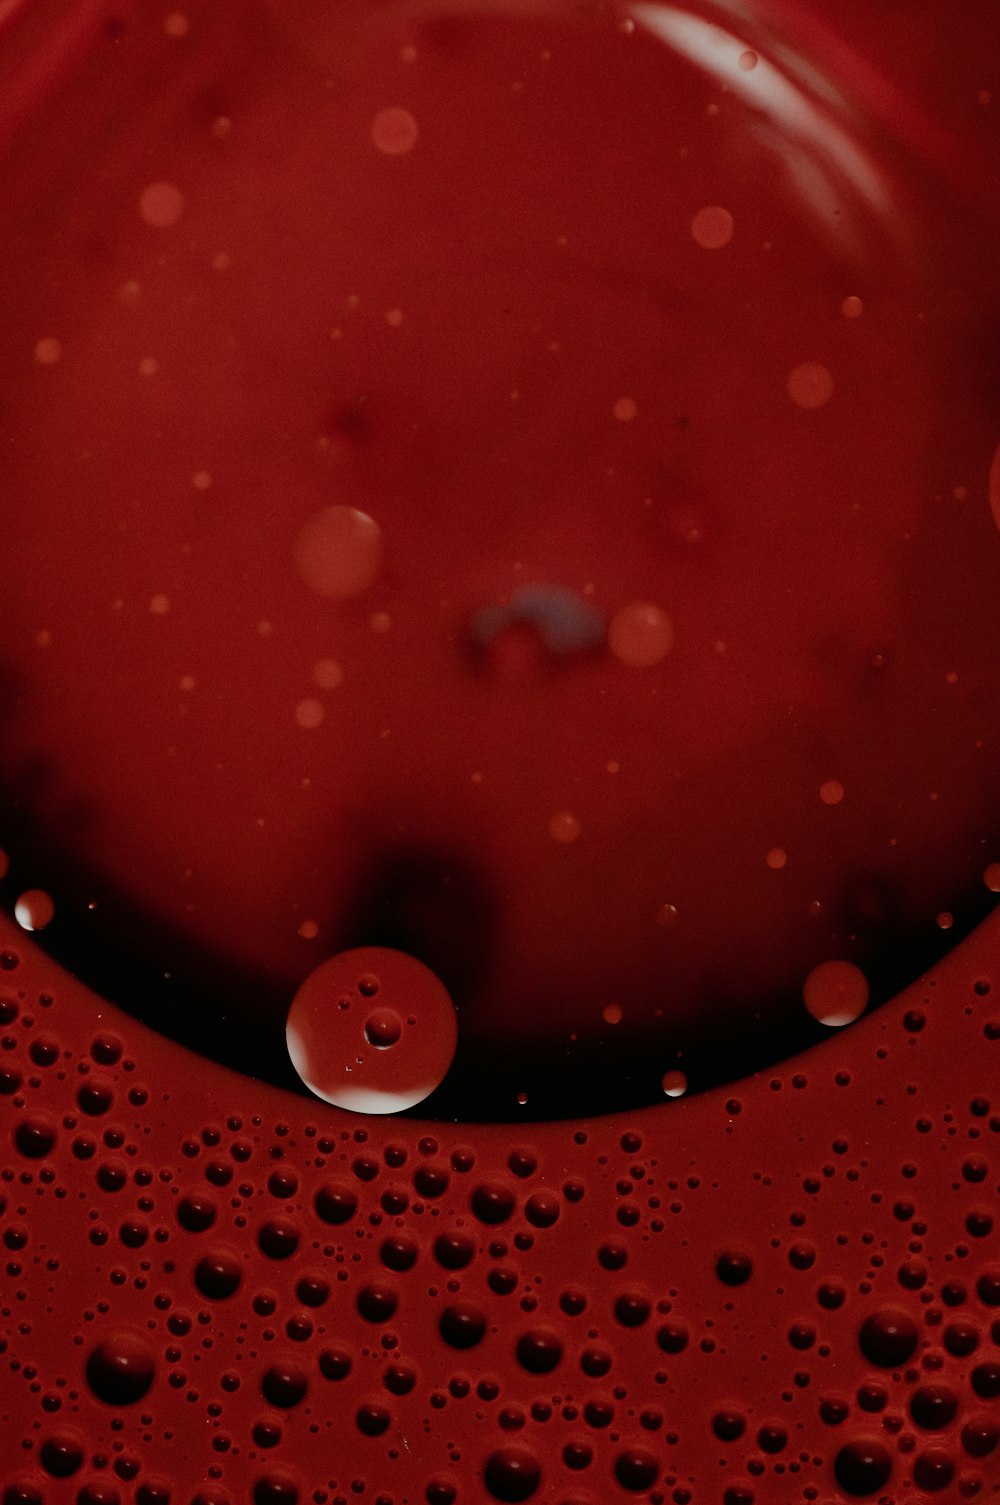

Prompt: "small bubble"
[858,1307,918,1367]
[312,658,344,690]
[138,181,185,228]
[608,602,674,668]
[602,1004,623,1025]
[661,1069,687,1098]
[983,862,1000,892]
[294,506,384,600]
[14,889,55,931]
[691,205,734,249]
[765,847,788,870]
[737,48,758,70]
[841,295,864,318]
[612,395,638,422]
[164,11,189,37]
[834,1438,892,1495]
[548,810,581,844]
[819,778,844,805]
[294,697,325,730]
[788,362,834,409]
[483,1446,541,1502]
[803,960,868,1027]
[34,336,63,366]
[372,107,419,155]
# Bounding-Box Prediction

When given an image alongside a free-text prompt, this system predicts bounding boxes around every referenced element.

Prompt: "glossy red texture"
[2,907,1000,1500]
[1,0,1000,1498]
[0,0,998,1116]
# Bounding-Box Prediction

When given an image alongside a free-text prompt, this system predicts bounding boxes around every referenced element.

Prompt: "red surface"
[1,0,1000,1499]
[0,0,998,1112]
[2,907,1000,1501]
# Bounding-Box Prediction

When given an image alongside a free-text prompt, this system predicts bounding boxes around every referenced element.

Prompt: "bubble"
[356,1281,398,1322]
[819,778,845,804]
[286,947,457,1112]
[261,1361,308,1408]
[841,294,864,318]
[364,1007,403,1048]
[715,1249,753,1286]
[661,1069,688,1097]
[294,505,384,600]
[765,847,788,870]
[14,889,55,931]
[440,1301,487,1349]
[690,205,734,249]
[372,107,419,155]
[318,1346,352,1381]
[177,1191,216,1228]
[13,1112,57,1158]
[258,1218,300,1258]
[471,1181,516,1224]
[164,12,189,37]
[253,1477,299,1505]
[833,1438,892,1495]
[858,1307,918,1367]
[483,1446,541,1502]
[613,1448,660,1491]
[39,1430,85,1477]
[34,336,63,365]
[311,657,344,690]
[135,1483,172,1505]
[787,361,834,408]
[802,959,868,1027]
[314,1182,357,1224]
[912,1449,955,1492]
[612,395,638,421]
[608,602,674,668]
[909,1384,958,1431]
[85,1331,155,1404]
[548,810,582,844]
[713,1409,747,1440]
[962,1416,1000,1458]
[138,181,185,228]
[984,861,1000,891]
[294,697,325,730]
[515,1328,562,1373]
[193,1249,243,1299]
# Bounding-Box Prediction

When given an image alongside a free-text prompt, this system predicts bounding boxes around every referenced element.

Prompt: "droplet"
[294,506,384,600]
[372,107,419,156]
[661,1069,687,1097]
[833,1439,892,1495]
[548,810,581,844]
[803,960,869,1027]
[787,361,834,409]
[691,205,734,249]
[608,602,674,668]
[85,1331,155,1405]
[138,181,185,228]
[34,336,63,366]
[858,1307,918,1367]
[14,889,55,931]
[612,395,638,421]
[286,947,457,1113]
[483,1446,541,1502]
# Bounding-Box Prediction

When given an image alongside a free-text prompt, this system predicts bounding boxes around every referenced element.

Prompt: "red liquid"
[0,0,998,1121]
